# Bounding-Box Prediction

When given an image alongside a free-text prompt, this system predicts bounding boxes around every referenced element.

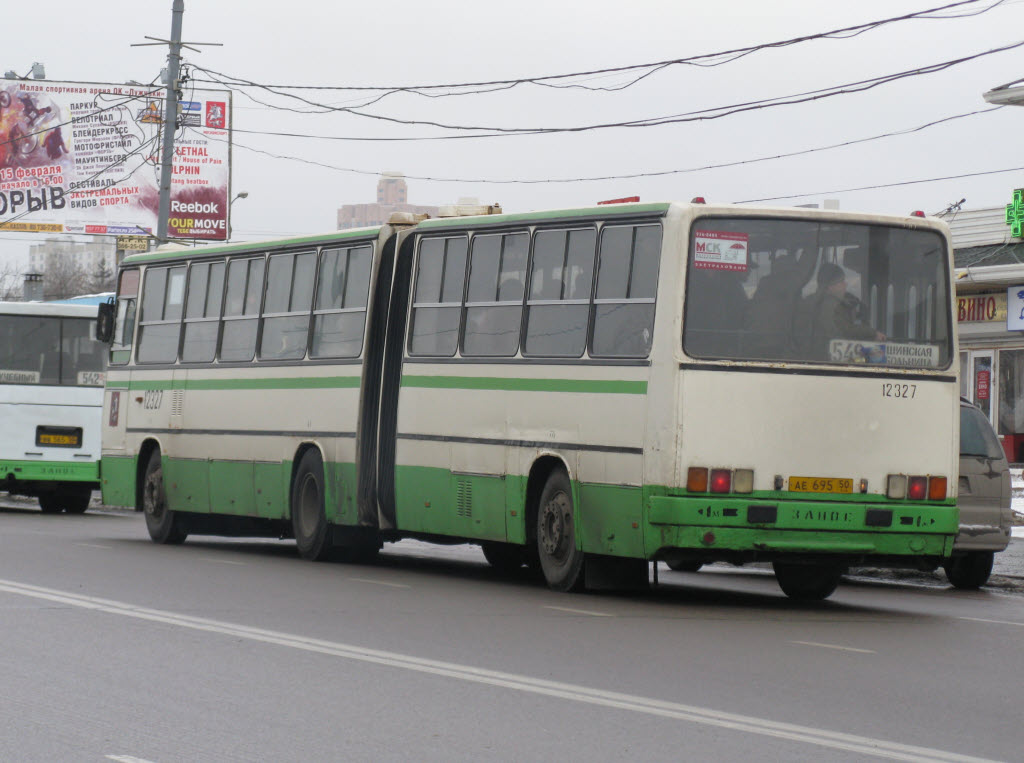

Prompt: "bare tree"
[43,256,89,300]
[0,261,22,301]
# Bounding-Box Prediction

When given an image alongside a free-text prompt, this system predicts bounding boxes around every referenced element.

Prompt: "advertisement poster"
[0,80,231,241]
[693,230,749,271]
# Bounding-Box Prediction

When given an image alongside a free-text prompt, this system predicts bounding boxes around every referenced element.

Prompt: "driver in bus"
[803,262,885,359]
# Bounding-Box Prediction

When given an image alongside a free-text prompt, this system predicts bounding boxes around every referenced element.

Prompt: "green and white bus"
[1,300,107,513]
[99,200,959,599]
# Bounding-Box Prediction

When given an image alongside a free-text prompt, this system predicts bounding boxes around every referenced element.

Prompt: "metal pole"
[155,0,184,243]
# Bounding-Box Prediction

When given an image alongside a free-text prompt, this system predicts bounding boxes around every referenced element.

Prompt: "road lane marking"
[74,543,113,550]
[790,641,876,654]
[348,577,411,589]
[202,557,247,566]
[106,756,156,763]
[543,605,614,617]
[959,616,1024,627]
[0,578,993,763]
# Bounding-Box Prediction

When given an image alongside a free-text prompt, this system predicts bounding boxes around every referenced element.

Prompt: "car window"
[960,404,1004,459]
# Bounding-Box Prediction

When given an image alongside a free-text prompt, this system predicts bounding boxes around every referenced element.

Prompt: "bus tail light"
[928,476,947,500]
[710,469,731,493]
[907,476,928,500]
[733,469,754,494]
[886,475,907,499]
[687,467,708,492]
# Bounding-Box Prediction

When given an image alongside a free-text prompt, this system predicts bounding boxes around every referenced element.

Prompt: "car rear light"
[687,467,708,492]
[887,474,907,499]
[928,476,947,500]
[710,469,731,493]
[733,469,754,494]
[907,476,928,500]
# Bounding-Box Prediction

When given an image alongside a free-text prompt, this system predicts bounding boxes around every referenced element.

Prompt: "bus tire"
[481,541,526,573]
[772,561,842,601]
[536,469,585,592]
[38,493,62,514]
[943,551,994,590]
[142,450,187,544]
[62,488,92,514]
[291,449,332,561]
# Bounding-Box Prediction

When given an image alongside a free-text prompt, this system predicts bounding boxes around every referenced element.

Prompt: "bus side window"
[220,257,265,362]
[182,261,226,363]
[311,245,372,358]
[136,265,186,364]
[524,228,595,358]
[260,251,316,361]
[462,231,528,357]
[110,269,139,365]
[409,236,467,357]
[591,224,662,358]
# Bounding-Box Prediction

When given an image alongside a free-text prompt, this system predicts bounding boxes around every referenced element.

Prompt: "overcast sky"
[2,0,1023,271]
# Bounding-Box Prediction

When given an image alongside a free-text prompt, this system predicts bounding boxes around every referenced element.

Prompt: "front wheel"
[944,551,994,590]
[142,450,187,544]
[772,561,842,601]
[535,469,585,592]
[291,449,332,561]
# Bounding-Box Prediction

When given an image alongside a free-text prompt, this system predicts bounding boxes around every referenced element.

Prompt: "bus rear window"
[683,218,952,369]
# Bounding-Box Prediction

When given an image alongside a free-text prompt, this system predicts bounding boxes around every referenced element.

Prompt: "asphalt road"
[1,499,1023,762]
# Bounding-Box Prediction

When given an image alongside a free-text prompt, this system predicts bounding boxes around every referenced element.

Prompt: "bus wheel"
[142,450,187,544]
[536,469,585,592]
[38,493,62,514]
[291,450,332,561]
[772,562,842,601]
[481,541,526,573]
[944,552,994,590]
[62,488,92,514]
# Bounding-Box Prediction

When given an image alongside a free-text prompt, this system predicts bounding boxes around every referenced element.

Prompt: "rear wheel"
[142,450,187,544]
[772,561,842,601]
[37,493,62,514]
[481,541,526,573]
[536,469,585,592]
[62,488,92,514]
[291,449,332,561]
[944,551,994,590]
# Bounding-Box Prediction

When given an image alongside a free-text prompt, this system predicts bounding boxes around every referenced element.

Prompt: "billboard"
[0,80,231,241]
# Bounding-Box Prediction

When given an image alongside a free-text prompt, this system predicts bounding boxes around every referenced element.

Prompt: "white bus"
[99,201,959,599]
[0,300,107,513]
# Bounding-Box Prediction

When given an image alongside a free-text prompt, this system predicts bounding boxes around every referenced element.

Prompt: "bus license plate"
[39,433,79,446]
[789,476,853,494]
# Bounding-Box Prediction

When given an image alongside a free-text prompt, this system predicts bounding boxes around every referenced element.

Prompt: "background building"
[337,172,438,229]
[27,237,118,300]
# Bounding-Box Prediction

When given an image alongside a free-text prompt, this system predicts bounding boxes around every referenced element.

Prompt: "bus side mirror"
[97,299,115,344]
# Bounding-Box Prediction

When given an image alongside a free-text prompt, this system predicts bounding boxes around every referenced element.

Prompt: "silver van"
[948,399,1014,589]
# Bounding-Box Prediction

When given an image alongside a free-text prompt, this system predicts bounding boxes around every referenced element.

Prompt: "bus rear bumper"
[647,494,957,565]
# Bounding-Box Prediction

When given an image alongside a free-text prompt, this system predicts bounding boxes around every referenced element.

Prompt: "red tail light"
[908,476,928,500]
[710,469,731,493]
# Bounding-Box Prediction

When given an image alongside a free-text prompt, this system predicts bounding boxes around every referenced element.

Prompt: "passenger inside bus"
[743,250,816,359]
[796,262,885,360]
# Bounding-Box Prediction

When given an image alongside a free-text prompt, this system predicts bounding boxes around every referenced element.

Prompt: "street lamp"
[983,78,1024,106]
[229,191,248,240]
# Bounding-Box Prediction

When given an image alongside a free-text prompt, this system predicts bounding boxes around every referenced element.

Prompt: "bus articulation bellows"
[98,200,959,600]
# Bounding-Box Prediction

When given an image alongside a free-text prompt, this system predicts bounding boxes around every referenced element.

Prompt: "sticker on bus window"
[78,371,106,387]
[693,231,749,272]
[828,340,940,367]
[0,370,40,384]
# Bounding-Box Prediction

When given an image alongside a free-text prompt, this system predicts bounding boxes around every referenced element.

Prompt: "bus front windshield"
[682,217,952,369]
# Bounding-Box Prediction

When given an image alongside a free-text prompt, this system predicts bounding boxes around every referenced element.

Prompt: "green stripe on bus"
[117,377,362,391]
[0,459,99,483]
[400,375,647,394]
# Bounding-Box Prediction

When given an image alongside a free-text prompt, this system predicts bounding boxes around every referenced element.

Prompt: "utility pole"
[156,0,184,243]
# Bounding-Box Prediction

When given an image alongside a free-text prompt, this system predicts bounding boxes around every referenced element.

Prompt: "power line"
[734,166,1024,204]
[189,0,1005,96]
[191,39,1024,136]
[194,106,1001,185]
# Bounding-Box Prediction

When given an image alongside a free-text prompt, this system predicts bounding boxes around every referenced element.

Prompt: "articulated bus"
[0,300,107,513]
[98,201,959,599]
